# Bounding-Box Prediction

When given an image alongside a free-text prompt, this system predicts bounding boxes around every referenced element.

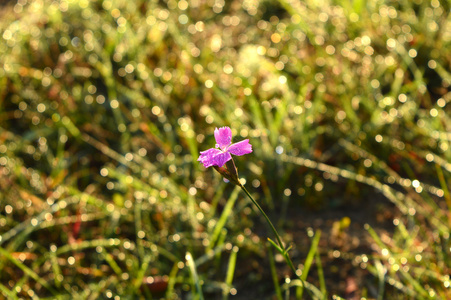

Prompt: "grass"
[0,0,450,298]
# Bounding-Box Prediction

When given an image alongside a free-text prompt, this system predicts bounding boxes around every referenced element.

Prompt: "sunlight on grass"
[0,0,450,298]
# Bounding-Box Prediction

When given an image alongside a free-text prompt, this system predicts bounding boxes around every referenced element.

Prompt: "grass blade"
[301,230,321,281]
[267,243,283,300]
[0,283,18,300]
[208,186,240,251]
[222,246,238,300]
[0,246,57,295]
[186,252,204,300]
[315,250,326,299]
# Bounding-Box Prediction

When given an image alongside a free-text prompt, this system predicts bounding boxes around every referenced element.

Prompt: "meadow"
[0,0,450,298]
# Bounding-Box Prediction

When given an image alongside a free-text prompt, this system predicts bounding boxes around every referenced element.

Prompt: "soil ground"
[233,193,397,299]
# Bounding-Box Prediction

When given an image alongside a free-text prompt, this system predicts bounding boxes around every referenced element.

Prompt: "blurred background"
[0,0,450,298]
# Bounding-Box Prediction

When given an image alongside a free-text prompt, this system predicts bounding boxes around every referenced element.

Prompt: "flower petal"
[198,148,231,168]
[228,139,252,156]
[198,148,221,167]
[214,127,232,150]
[210,151,232,167]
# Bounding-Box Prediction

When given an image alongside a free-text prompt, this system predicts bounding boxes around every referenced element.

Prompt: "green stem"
[240,183,314,297]
[239,184,301,282]
[236,175,318,297]
[239,184,284,250]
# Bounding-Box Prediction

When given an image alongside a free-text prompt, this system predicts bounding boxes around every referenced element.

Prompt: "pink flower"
[198,127,252,168]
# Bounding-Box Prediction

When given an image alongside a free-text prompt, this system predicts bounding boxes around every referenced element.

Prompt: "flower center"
[215,144,229,152]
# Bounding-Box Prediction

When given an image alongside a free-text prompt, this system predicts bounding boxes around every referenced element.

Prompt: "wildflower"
[198,126,252,168]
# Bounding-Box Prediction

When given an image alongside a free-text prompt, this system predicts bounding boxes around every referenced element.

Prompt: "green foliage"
[0,0,450,298]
